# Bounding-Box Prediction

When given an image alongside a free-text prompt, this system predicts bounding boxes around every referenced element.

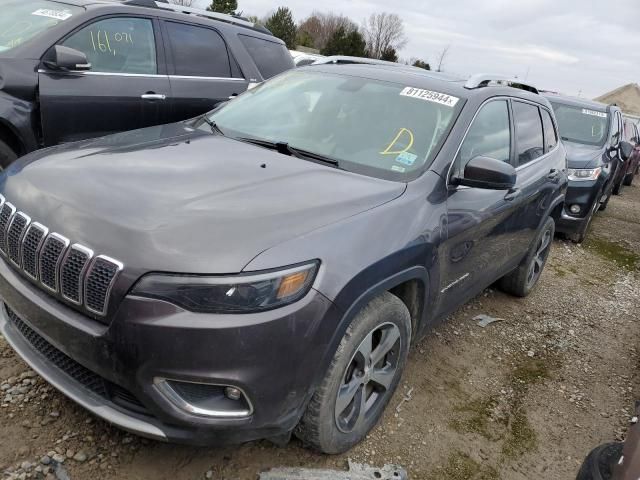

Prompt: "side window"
[624,120,635,142]
[62,17,156,75]
[513,101,544,166]
[238,35,295,79]
[456,100,511,171]
[610,113,621,145]
[164,22,232,78]
[541,109,558,152]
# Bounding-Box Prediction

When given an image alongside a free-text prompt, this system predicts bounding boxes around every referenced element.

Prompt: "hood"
[0,123,406,275]
[563,140,605,169]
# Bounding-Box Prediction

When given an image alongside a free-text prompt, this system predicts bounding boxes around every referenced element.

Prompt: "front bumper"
[555,179,601,235]
[0,258,340,445]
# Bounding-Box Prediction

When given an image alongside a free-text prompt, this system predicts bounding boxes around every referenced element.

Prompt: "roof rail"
[124,1,265,32]
[465,74,539,94]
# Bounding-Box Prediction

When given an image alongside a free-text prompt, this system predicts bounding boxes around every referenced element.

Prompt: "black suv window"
[62,17,157,75]
[238,35,294,79]
[456,100,511,169]
[541,109,557,152]
[165,22,232,78]
[513,101,544,166]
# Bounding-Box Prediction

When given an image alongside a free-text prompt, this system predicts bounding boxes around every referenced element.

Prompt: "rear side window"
[62,17,157,75]
[238,35,294,79]
[541,109,557,152]
[456,100,511,171]
[624,119,636,142]
[513,101,544,166]
[164,22,232,78]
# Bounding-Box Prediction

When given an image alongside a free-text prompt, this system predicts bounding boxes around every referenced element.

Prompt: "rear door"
[161,20,248,123]
[39,15,170,146]
[438,98,519,314]
[506,100,563,253]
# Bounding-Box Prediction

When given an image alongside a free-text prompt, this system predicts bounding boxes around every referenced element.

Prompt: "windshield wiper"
[235,137,341,167]
[201,116,225,136]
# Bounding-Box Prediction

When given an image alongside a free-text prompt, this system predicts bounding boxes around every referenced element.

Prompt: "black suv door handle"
[141,93,167,101]
[547,169,561,182]
[504,188,520,201]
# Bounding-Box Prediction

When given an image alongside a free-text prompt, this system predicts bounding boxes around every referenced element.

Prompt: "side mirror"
[619,141,633,161]
[44,45,91,72]
[453,156,516,190]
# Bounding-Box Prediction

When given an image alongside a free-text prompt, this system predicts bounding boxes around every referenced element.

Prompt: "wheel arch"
[0,119,27,156]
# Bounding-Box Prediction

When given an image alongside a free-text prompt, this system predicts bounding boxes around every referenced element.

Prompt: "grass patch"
[429,451,501,480]
[585,237,640,270]
[450,356,557,460]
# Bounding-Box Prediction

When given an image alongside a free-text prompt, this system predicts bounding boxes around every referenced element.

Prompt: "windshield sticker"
[391,165,406,173]
[396,152,418,166]
[380,128,414,155]
[400,87,459,107]
[582,109,607,118]
[32,9,74,21]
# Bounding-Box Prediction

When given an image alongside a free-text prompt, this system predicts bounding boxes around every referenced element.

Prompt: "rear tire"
[499,217,554,297]
[295,292,411,454]
[0,139,17,170]
[623,172,634,186]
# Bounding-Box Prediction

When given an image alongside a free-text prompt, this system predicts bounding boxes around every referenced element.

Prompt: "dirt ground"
[2,182,640,480]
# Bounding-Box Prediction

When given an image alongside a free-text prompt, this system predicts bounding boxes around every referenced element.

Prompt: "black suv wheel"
[295,292,411,454]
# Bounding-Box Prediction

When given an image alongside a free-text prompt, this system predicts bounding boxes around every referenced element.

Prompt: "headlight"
[131,261,319,314]
[567,167,601,181]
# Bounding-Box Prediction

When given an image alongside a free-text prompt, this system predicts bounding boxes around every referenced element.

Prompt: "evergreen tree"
[380,46,398,62]
[265,7,297,49]
[412,59,431,70]
[321,27,367,57]
[207,0,237,15]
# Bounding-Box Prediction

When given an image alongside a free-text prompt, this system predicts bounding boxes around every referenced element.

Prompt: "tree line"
[200,0,432,70]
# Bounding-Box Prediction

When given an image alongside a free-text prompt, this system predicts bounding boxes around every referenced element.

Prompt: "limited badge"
[396,152,418,166]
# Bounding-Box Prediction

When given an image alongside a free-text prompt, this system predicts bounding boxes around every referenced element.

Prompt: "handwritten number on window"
[89,30,134,56]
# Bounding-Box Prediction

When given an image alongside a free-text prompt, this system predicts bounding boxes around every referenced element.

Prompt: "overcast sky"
[195,0,639,99]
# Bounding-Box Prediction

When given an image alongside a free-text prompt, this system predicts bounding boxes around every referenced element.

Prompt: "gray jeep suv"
[0,67,567,453]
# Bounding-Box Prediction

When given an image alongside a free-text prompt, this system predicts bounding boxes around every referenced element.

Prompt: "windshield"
[206,70,462,181]
[0,0,82,52]
[550,101,609,147]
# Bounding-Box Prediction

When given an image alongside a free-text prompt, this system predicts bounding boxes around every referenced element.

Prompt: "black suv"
[0,68,567,453]
[544,94,633,243]
[0,0,293,167]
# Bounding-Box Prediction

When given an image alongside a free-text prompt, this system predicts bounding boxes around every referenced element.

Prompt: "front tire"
[499,217,554,297]
[0,139,17,170]
[295,292,411,454]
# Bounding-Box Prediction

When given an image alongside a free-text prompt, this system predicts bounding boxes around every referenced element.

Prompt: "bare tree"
[436,44,451,72]
[169,0,195,6]
[362,13,407,59]
[298,12,358,50]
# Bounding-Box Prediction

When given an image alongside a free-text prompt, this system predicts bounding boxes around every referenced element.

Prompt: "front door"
[161,20,248,123]
[437,99,520,316]
[39,16,170,146]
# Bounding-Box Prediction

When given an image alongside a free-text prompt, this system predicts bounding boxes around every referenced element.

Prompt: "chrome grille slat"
[7,212,31,266]
[60,244,93,304]
[85,256,123,315]
[38,233,70,292]
[0,198,123,317]
[21,223,48,280]
[0,202,17,255]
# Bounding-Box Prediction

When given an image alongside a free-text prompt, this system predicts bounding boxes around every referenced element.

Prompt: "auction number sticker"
[32,9,74,21]
[582,109,607,118]
[400,87,459,107]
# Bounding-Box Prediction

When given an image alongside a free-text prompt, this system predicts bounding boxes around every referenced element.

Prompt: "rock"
[73,451,88,463]
[49,411,60,418]
[51,454,65,463]
[40,455,52,465]
[205,471,213,479]
[122,436,133,445]
[65,449,75,459]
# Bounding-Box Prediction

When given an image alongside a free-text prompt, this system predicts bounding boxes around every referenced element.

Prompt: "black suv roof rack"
[464,74,539,94]
[122,0,272,34]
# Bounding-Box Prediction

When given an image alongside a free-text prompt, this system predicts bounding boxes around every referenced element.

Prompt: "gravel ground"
[1,183,639,480]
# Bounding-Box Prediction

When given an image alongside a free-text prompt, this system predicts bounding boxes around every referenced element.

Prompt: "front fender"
[0,92,38,153]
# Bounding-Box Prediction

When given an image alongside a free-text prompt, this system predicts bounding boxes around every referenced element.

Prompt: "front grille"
[7,213,30,266]
[6,305,148,414]
[0,197,124,317]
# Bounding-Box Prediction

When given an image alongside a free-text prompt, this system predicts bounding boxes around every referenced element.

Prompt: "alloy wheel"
[526,229,552,288]
[334,322,401,434]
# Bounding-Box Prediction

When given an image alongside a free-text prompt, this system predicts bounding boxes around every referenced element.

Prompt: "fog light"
[570,205,581,214]
[225,387,242,401]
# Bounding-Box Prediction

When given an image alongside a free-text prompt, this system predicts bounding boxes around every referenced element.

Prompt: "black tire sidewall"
[303,293,411,454]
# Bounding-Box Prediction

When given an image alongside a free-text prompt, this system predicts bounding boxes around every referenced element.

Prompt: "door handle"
[547,169,561,182]
[141,93,167,101]
[504,188,520,201]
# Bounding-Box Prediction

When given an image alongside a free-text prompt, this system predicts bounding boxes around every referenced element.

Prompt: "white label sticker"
[582,108,607,118]
[400,87,459,107]
[32,9,73,21]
